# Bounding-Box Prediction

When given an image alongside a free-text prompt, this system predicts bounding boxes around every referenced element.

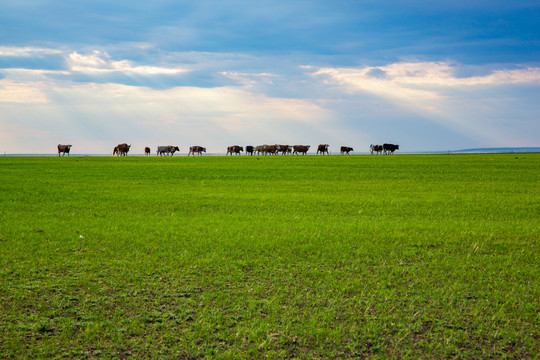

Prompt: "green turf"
[0,154,538,358]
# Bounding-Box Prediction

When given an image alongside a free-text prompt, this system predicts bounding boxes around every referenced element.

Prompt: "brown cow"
[264,144,278,155]
[293,145,310,155]
[370,144,383,155]
[114,143,131,156]
[226,145,243,155]
[188,146,206,156]
[340,146,353,155]
[317,144,329,155]
[144,147,151,156]
[277,145,292,155]
[57,144,72,157]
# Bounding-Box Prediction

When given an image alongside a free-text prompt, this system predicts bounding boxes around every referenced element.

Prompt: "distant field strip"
[0,154,538,358]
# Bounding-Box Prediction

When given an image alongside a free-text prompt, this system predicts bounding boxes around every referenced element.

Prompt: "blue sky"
[1,0,539,153]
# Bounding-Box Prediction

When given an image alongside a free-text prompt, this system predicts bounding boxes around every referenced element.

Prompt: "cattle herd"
[370,143,400,155]
[57,143,400,156]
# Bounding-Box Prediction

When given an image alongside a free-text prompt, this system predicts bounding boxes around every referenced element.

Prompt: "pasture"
[0,154,538,358]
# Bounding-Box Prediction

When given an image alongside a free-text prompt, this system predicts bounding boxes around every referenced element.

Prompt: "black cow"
[57,144,72,157]
[245,145,254,155]
[383,143,399,154]
[340,146,353,155]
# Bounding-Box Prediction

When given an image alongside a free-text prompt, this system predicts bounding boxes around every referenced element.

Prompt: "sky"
[1,0,539,154]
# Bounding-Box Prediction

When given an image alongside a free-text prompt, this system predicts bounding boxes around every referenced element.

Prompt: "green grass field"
[0,154,538,359]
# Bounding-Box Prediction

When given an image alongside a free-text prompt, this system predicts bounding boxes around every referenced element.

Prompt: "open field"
[0,154,538,358]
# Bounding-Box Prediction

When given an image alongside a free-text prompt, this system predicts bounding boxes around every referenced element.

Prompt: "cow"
[188,146,206,156]
[277,145,292,155]
[383,143,399,154]
[293,145,310,155]
[317,144,329,155]
[157,146,167,156]
[57,144,72,157]
[114,143,131,156]
[370,144,384,155]
[169,146,180,156]
[245,145,254,156]
[226,145,243,155]
[264,144,278,155]
[255,145,266,155]
[340,146,353,155]
[157,145,180,156]
[144,147,151,156]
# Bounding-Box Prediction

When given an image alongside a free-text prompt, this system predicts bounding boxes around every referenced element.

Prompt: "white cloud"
[0,46,63,57]
[220,71,280,87]
[313,62,540,146]
[67,50,189,75]
[0,79,48,103]
[315,62,540,89]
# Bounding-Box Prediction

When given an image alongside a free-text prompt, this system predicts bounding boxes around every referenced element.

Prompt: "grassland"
[0,154,538,359]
